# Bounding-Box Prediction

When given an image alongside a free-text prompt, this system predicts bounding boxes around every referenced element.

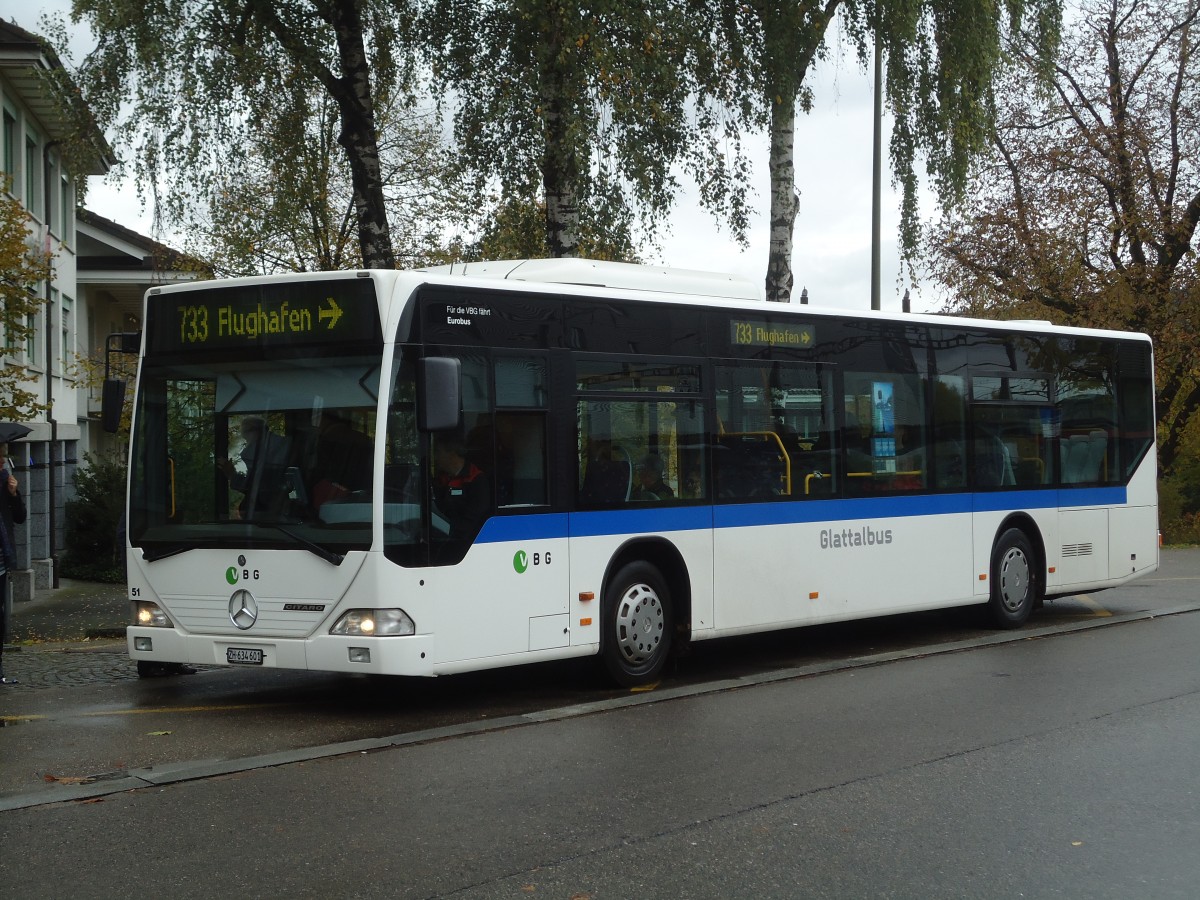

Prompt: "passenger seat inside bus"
[1061,430,1108,483]
[580,441,632,504]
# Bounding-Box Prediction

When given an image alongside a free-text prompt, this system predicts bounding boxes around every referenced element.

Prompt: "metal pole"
[44,140,59,588]
[871,31,883,312]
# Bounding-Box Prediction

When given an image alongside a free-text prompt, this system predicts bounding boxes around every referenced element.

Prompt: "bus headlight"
[135,601,173,628]
[330,609,415,636]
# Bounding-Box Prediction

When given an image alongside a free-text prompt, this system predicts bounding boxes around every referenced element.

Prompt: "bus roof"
[417,258,762,302]
[145,263,1152,346]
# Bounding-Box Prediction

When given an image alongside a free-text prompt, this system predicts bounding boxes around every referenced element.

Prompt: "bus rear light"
[136,602,173,628]
[330,608,415,636]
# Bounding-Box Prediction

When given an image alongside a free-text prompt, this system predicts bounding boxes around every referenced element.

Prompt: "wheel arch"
[992,512,1046,584]
[601,537,693,645]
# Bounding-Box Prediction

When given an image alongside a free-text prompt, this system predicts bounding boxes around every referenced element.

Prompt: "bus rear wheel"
[988,528,1039,628]
[601,561,673,688]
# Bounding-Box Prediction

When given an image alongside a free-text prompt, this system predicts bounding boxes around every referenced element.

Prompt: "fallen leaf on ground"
[42,773,94,785]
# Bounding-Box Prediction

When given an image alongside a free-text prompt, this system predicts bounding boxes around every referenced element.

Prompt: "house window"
[25,310,38,366]
[25,132,40,217]
[2,107,16,180]
[62,296,74,373]
[60,173,73,243]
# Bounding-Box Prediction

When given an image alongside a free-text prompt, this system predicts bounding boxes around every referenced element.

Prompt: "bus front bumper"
[127,627,436,676]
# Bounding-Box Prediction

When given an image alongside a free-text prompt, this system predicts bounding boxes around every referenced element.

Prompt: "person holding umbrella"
[0,423,31,685]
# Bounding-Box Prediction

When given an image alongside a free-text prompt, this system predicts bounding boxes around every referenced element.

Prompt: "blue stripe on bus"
[473,485,1128,544]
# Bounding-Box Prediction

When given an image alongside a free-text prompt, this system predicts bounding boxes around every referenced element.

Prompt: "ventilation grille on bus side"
[1062,543,1094,557]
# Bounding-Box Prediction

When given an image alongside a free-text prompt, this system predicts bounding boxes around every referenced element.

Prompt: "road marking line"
[80,702,290,717]
[1077,594,1112,617]
[4,703,288,724]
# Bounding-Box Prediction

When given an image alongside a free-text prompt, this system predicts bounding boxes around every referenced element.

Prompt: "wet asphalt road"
[1,549,1198,808]
[1,581,1199,897]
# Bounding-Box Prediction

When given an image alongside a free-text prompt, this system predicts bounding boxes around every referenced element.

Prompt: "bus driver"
[432,434,491,542]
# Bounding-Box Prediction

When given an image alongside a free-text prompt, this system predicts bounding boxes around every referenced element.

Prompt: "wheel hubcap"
[999,548,1030,612]
[614,583,664,665]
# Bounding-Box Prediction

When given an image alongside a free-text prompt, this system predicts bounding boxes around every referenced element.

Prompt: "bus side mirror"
[101,331,141,434]
[101,379,126,434]
[418,357,462,432]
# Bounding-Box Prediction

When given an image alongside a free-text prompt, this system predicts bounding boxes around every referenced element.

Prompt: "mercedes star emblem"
[229,589,258,630]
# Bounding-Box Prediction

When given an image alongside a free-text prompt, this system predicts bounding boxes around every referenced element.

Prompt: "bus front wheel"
[988,528,1039,628]
[601,561,673,688]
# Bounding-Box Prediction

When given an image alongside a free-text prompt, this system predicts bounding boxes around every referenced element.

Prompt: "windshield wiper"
[259,523,345,566]
[141,544,191,563]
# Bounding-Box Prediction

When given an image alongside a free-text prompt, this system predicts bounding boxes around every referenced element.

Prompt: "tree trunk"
[539,5,580,258]
[766,97,798,303]
[326,0,395,269]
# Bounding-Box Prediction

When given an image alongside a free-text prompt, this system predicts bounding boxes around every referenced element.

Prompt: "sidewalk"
[1,579,135,693]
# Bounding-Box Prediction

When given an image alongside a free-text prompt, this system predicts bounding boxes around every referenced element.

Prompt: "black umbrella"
[0,423,33,444]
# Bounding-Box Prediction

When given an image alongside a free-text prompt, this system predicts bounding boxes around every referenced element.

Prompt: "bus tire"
[601,561,673,688]
[988,527,1039,628]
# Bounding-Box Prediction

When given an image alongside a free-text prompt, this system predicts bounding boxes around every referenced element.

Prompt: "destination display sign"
[146,279,382,355]
[730,318,815,349]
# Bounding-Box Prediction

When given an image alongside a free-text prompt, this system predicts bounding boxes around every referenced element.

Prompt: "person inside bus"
[432,433,491,542]
[633,454,674,501]
[311,410,373,508]
[580,439,630,505]
[218,415,291,518]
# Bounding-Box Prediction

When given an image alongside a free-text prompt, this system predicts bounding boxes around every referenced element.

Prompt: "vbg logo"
[512,549,551,574]
[226,562,261,583]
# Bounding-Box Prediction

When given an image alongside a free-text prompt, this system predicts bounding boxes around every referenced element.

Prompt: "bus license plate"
[227,647,264,665]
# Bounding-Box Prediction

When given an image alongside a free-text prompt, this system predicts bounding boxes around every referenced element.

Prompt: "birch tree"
[729,0,1061,302]
[428,0,753,258]
[70,0,410,268]
[180,78,472,275]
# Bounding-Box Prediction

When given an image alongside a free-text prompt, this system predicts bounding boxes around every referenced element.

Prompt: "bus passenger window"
[576,397,703,507]
[932,376,968,490]
[970,376,1053,489]
[1057,341,1119,485]
[843,372,927,495]
[715,362,835,501]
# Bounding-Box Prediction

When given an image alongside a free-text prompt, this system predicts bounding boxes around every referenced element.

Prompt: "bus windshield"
[129,353,382,560]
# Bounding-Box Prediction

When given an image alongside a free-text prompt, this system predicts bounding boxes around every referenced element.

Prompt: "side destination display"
[146,278,382,354]
[730,318,814,349]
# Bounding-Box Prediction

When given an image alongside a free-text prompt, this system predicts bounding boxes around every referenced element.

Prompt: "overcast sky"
[29,2,932,313]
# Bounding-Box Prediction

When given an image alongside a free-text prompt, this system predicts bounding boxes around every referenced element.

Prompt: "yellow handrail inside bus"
[168,457,176,518]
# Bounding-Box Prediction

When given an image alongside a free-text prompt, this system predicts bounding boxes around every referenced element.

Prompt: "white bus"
[119,260,1159,687]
